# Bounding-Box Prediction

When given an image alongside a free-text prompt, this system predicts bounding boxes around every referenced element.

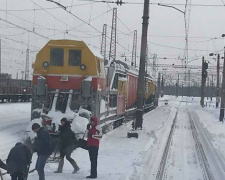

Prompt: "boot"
[71,161,80,174]
[54,159,64,173]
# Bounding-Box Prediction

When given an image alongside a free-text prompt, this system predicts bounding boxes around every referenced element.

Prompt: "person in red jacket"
[86,116,102,179]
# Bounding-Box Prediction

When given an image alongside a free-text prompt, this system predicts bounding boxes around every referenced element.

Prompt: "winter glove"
[86,124,91,130]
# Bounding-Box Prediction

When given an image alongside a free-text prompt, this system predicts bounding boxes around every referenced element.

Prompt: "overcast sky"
[0,0,225,83]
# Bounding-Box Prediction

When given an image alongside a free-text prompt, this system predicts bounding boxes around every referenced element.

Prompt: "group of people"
[0,116,102,180]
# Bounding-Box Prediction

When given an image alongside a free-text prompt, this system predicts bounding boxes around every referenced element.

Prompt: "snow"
[83,76,92,82]
[1,96,225,179]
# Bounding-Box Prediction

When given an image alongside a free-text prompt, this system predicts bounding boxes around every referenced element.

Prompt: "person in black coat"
[6,142,31,180]
[54,118,79,174]
[32,123,51,180]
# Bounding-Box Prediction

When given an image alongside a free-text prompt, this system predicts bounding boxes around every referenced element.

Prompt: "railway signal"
[202,61,208,78]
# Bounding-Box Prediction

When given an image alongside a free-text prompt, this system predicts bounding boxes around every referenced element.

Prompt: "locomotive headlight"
[43,61,49,68]
[80,64,86,70]
[23,89,26,92]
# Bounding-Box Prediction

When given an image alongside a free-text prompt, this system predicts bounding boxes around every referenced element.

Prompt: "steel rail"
[155,109,178,180]
[189,112,215,180]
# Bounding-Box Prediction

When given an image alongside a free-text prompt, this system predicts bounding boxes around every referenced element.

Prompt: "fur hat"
[60,118,67,123]
[31,123,41,130]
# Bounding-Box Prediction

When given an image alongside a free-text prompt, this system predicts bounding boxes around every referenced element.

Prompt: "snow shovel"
[47,139,61,163]
[24,152,34,180]
[0,170,3,180]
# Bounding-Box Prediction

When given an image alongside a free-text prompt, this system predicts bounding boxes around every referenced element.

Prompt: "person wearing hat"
[86,116,102,179]
[32,123,51,180]
[54,118,79,174]
[6,142,31,180]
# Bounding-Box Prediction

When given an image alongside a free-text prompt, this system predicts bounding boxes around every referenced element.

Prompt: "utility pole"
[135,0,150,130]
[101,24,107,63]
[109,8,117,63]
[131,30,137,67]
[220,47,225,121]
[152,54,157,81]
[157,73,161,97]
[25,48,29,80]
[201,56,208,107]
[176,74,179,97]
[216,54,220,108]
[0,39,1,75]
[188,69,190,97]
[211,74,213,101]
[161,75,164,97]
[207,77,210,100]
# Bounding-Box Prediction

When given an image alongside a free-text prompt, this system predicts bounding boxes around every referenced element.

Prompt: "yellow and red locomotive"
[31,39,156,134]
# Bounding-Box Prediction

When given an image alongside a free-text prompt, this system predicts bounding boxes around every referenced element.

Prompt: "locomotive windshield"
[69,50,81,66]
[50,48,64,66]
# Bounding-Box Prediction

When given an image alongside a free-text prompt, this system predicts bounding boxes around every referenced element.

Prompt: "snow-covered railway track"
[155,106,216,180]
[155,109,178,180]
[189,111,225,180]
[189,112,215,180]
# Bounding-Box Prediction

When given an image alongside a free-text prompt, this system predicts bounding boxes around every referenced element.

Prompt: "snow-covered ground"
[1,96,225,180]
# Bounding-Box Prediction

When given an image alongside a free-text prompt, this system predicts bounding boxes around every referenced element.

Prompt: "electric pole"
[109,8,117,63]
[220,47,225,121]
[188,69,190,97]
[162,75,165,97]
[200,56,208,107]
[135,0,150,130]
[25,48,29,80]
[157,73,161,97]
[211,74,213,101]
[131,30,137,67]
[207,77,209,100]
[101,24,107,63]
[176,74,179,97]
[216,54,220,108]
[0,39,1,75]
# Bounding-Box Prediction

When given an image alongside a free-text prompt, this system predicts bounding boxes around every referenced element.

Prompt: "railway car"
[29,39,156,137]
[0,74,32,102]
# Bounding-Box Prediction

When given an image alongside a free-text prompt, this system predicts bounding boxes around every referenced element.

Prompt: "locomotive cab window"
[50,48,64,66]
[69,50,81,66]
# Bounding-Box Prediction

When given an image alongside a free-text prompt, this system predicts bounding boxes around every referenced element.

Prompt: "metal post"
[220,47,225,121]
[178,74,179,97]
[188,69,190,97]
[211,74,213,101]
[207,77,209,100]
[158,73,161,97]
[0,39,1,74]
[216,54,220,108]
[200,56,205,107]
[135,0,150,130]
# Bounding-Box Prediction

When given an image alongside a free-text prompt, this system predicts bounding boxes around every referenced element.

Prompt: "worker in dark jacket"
[6,142,31,180]
[32,123,51,180]
[86,116,102,179]
[54,118,79,174]
[0,159,7,171]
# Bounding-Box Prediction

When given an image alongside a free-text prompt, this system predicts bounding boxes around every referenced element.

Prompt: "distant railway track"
[155,106,215,180]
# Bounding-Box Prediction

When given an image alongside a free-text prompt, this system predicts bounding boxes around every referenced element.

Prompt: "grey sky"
[0,0,225,83]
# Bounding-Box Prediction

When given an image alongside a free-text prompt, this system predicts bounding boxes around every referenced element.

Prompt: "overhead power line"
[79,0,225,7]
[45,0,132,53]
[0,18,50,39]
[5,2,93,12]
